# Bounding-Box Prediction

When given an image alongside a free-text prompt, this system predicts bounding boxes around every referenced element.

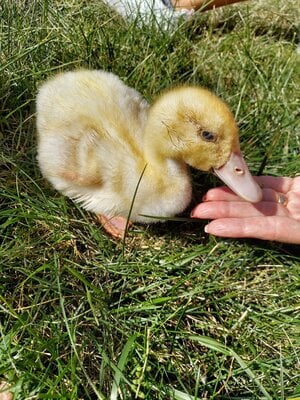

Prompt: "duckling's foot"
[97,215,132,239]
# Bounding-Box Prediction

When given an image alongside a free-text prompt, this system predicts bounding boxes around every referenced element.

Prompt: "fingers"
[204,216,300,244]
[194,176,300,244]
[255,176,295,193]
[199,180,300,221]
[202,187,283,203]
[202,187,239,202]
[202,176,298,202]
[288,191,300,221]
[191,200,289,219]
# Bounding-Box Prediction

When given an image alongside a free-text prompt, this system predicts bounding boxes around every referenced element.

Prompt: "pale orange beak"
[214,152,263,203]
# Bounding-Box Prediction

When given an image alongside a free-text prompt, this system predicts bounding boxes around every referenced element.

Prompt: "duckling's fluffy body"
[36,69,246,228]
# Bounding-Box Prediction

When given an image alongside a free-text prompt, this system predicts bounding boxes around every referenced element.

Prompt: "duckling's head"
[147,86,262,202]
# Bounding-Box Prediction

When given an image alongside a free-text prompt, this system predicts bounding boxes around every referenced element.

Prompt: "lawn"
[0,0,299,399]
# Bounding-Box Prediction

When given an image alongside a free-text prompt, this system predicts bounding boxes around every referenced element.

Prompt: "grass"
[0,0,299,398]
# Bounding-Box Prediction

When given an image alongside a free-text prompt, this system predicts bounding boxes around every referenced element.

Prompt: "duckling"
[36,69,262,238]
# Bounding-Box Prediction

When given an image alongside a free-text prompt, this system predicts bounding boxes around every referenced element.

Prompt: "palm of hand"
[191,176,300,244]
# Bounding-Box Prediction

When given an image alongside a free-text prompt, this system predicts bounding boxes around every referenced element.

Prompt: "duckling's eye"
[200,130,216,142]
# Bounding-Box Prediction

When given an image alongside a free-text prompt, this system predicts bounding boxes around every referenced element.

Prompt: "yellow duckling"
[36,69,262,238]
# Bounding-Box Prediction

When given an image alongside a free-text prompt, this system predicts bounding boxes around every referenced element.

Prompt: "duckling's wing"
[37,69,148,180]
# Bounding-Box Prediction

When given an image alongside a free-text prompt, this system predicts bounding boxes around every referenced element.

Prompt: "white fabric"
[102,0,194,29]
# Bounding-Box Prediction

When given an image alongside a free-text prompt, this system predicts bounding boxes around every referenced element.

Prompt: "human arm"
[171,0,248,11]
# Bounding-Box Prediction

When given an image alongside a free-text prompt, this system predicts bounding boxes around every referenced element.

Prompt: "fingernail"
[204,224,210,233]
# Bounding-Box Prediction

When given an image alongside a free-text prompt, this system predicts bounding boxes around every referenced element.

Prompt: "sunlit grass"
[1,0,299,399]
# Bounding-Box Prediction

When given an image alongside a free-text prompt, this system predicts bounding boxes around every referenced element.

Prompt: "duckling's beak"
[213,152,263,203]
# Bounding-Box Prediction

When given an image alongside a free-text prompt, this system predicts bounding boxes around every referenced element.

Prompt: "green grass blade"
[188,335,272,399]
[110,334,138,400]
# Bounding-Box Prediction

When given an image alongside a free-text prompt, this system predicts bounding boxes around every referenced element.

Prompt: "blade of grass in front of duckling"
[122,163,148,253]
[139,214,202,222]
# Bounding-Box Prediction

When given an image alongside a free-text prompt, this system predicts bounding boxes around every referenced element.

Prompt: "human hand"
[191,176,300,244]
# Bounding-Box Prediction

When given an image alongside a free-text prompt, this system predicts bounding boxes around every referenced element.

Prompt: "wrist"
[170,0,197,10]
